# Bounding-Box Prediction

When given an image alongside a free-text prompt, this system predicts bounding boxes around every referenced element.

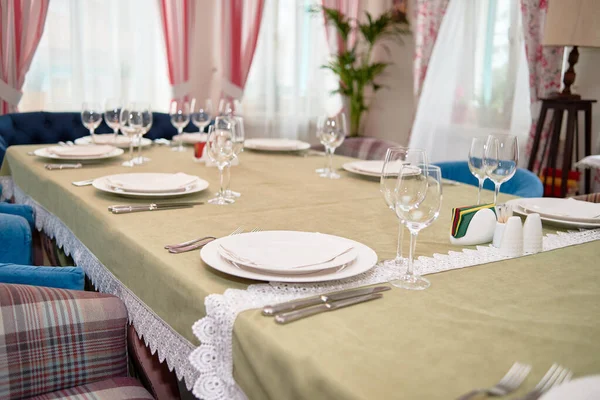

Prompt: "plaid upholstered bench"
[0,283,153,400]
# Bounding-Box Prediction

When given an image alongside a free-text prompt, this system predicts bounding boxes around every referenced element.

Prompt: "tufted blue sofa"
[0,111,201,165]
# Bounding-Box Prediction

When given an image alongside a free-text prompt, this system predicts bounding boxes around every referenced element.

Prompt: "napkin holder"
[449,204,497,246]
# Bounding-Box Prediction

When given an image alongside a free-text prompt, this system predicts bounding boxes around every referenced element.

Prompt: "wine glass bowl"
[484,134,519,204]
[104,99,122,143]
[170,99,190,152]
[81,102,103,143]
[468,137,488,205]
[191,98,213,133]
[316,113,347,179]
[119,105,141,167]
[206,118,236,205]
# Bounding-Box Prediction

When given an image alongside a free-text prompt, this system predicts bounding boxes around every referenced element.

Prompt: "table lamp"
[543,0,600,99]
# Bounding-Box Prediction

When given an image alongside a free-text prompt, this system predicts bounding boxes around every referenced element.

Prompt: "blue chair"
[434,161,544,198]
[0,207,84,290]
[0,111,203,165]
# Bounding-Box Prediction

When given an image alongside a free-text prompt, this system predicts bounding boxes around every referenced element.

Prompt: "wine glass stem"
[406,230,418,277]
[394,221,404,264]
[178,128,184,151]
[224,164,231,195]
[494,182,501,204]
[128,140,134,163]
[477,178,484,205]
[218,165,225,199]
[136,134,142,160]
[327,147,334,175]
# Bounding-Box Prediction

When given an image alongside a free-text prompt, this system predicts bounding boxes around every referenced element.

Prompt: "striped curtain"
[0,0,49,115]
[220,0,265,100]
[158,0,196,101]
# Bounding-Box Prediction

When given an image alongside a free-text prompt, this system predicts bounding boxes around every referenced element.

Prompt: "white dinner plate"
[75,135,153,148]
[201,230,378,282]
[92,173,209,198]
[172,133,208,145]
[244,138,311,152]
[518,197,600,224]
[342,161,420,178]
[539,376,600,400]
[506,198,600,229]
[34,146,124,162]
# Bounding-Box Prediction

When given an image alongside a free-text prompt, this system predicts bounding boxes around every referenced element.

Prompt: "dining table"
[1,144,599,400]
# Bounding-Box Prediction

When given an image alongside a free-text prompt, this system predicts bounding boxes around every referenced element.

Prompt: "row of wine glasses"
[380,147,443,291]
[468,134,519,204]
[120,103,152,167]
[316,112,347,179]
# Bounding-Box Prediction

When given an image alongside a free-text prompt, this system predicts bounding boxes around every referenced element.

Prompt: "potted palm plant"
[313,5,410,137]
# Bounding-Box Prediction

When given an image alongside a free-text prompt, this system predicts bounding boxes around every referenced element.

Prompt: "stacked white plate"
[200,230,378,282]
[75,135,152,148]
[244,138,311,152]
[342,160,419,178]
[92,172,209,198]
[34,145,123,161]
[506,197,600,229]
[172,133,208,145]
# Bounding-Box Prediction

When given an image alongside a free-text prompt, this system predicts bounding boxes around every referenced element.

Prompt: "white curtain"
[241,0,339,142]
[409,0,531,164]
[20,0,171,112]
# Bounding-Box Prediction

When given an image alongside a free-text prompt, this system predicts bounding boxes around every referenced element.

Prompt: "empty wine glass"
[316,113,347,179]
[134,104,152,165]
[218,98,233,116]
[391,165,443,290]
[468,137,488,205]
[191,98,213,133]
[104,99,122,144]
[380,147,428,270]
[170,99,190,152]
[81,102,103,144]
[120,105,140,167]
[206,118,236,205]
[225,116,245,200]
[484,134,519,204]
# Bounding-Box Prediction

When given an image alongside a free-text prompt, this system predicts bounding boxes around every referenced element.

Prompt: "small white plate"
[540,376,600,400]
[75,135,153,149]
[201,231,378,283]
[244,138,311,152]
[342,161,420,178]
[34,146,124,162]
[506,199,600,229]
[519,197,600,224]
[92,173,209,198]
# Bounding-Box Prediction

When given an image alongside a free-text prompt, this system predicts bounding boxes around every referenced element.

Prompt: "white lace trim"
[189,219,600,400]
[0,176,198,390]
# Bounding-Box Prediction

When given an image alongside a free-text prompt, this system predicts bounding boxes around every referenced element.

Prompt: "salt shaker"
[523,213,543,254]
[500,216,523,257]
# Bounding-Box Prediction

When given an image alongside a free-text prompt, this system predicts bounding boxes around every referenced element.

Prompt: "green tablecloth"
[2,145,599,399]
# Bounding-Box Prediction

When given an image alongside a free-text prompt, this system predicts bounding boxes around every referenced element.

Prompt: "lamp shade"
[543,0,600,47]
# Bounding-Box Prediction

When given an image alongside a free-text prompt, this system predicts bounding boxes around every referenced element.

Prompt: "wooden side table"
[527,97,596,198]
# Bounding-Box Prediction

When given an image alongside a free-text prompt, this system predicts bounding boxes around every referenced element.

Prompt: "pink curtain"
[412,0,450,99]
[158,0,196,101]
[520,0,563,169]
[220,0,265,100]
[321,0,360,54]
[0,0,49,115]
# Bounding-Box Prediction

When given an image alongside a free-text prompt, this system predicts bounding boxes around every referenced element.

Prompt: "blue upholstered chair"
[0,206,84,290]
[0,111,200,164]
[434,161,544,198]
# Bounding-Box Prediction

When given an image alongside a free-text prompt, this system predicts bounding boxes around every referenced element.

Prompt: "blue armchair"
[0,111,201,164]
[434,161,544,198]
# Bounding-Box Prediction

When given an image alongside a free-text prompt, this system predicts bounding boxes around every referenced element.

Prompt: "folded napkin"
[106,173,198,193]
[451,203,496,238]
[47,145,115,157]
[174,133,208,144]
[89,134,131,145]
[248,138,303,150]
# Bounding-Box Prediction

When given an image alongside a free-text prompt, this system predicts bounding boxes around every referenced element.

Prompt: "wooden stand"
[527,97,596,198]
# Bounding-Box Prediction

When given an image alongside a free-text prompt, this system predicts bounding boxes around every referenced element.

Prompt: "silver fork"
[456,362,531,400]
[168,227,245,254]
[513,364,572,400]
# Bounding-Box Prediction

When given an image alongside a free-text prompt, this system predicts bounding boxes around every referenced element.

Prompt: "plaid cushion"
[571,192,600,203]
[0,284,128,400]
[27,377,153,399]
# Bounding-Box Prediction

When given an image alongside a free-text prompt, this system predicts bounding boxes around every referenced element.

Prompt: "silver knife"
[108,201,204,212]
[274,293,383,324]
[45,163,82,170]
[111,204,195,214]
[262,285,390,316]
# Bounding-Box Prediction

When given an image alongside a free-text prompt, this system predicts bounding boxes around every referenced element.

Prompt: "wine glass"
[468,137,488,205]
[81,102,103,144]
[484,134,519,204]
[218,98,233,116]
[134,104,152,165]
[206,118,236,205]
[170,99,190,152]
[316,113,347,179]
[380,147,428,270]
[191,98,213,133]
[225,116,245,200]
[391,164,443,290]
[104,99,122,144]
[119,105,141,167]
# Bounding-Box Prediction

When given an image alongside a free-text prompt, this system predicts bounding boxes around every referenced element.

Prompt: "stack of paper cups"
[523,213,543,254]
[500,216,523,257]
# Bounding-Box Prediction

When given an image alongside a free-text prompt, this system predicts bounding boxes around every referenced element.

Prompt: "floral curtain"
[519,0,563,169]
[0,0,49,115]
[412,0,450,99]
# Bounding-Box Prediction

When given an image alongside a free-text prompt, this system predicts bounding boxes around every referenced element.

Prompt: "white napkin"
[47,145,115,157]
[247,138,303,150]
[106,173,198,193]
[351,160,417,175]
[173,133,208,144]
[219,234,354,270]
[89,134,131,145]
[575,155,600,170]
